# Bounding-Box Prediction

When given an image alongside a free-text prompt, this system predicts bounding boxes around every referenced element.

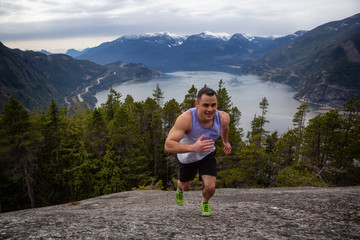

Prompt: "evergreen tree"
[293,104,310,134]
[152,83,165,107]
[273,130,300,171]
[259,97,269,137]
[301,110,343,184]
[95,140,126,195]
[131,98,161,185]
[59,111,88,201]
[215,81,244,186]
[101,88,122,122]
[181,85,197,111]
[217,79,232,112]
[36,98,69,206]
[0,97,42,209]
[123,94,138,120]
[292,104,310,159]
[85,108,107,159]
[248,97,269,146]
[336,98,360,185]
[162,99,182,187]
[163,99,181,134]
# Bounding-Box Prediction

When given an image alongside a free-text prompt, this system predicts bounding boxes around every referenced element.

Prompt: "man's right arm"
[164,111,215,154]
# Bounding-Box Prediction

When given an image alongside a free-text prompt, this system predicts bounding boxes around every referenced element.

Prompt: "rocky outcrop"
[1,187,359,239]
[295,83,359,108]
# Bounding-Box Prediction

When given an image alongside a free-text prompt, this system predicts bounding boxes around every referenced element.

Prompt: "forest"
[1,80,359,213]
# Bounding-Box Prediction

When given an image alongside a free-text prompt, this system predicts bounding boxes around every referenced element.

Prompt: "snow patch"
[200,31,231,40]
[119,32,187,41]
[242,33,282,41]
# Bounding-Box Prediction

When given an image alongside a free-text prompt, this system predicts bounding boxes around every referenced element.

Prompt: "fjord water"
[95,71,317,134]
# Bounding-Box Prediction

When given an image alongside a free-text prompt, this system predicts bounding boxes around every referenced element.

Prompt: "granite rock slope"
[1,187,359,239]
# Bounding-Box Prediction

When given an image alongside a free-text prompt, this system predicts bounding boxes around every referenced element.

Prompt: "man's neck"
[197,113,214,128]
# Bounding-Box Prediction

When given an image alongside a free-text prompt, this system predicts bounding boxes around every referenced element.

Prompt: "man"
[164,87,231,216]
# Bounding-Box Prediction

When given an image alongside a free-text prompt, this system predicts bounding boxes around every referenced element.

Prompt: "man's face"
[195,94,218,121]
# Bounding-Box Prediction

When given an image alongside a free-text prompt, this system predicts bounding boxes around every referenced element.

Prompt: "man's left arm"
[220,111,231,155]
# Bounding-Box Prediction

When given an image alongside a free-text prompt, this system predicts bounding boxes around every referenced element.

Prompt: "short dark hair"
[197,87,217,101]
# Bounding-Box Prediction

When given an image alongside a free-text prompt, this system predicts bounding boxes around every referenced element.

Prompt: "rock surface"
[1,187,360,239]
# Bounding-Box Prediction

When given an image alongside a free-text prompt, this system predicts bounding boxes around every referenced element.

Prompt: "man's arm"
[165,111,215,154]
[220,111,232,155]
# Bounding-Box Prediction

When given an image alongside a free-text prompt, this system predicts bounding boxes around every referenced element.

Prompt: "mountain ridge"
[2,14,360,110]
[0,43,160,111]
[245,13,360,107]
[75,31,305,72]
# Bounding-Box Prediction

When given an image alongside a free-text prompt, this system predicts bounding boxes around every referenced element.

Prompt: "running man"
[164,87,231,216]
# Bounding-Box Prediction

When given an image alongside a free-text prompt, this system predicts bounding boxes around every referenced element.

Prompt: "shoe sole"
[201,213,212,217]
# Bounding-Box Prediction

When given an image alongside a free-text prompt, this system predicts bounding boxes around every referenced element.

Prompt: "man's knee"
[204,183,216,194]
[178,180,191,190]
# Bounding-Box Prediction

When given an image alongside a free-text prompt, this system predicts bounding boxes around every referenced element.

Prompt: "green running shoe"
[201,202,212,216]
[175,189,184,206]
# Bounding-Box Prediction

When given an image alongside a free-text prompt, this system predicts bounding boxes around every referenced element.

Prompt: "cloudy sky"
[1,0,359,53]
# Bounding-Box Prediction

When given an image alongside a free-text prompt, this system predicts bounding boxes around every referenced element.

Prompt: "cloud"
[1,0,359,51]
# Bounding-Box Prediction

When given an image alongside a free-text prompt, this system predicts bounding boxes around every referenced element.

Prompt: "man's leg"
[201,175,216,203]
[178,180,191,191]
[200,175,216,216]
[176,159,197,205]
[175,180,191,206]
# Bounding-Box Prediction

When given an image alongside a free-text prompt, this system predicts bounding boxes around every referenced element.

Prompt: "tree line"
[1,80,359,212]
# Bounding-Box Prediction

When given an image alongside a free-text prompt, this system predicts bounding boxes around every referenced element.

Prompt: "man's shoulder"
[218,110,229,117]
[176,110,192,130]
[180,110,192,119]
[219,111,230,124]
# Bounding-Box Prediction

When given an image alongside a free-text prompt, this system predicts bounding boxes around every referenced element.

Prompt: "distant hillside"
[0,43,160,111]
[245,13,360,107]
[75,31,305,72]
[65,48,89,58]
[39,49,52,55]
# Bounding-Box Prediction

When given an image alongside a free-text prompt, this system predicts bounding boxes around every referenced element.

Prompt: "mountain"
[66,48,89,58]
[39,49,52,55]
[76,32,186,71]
[0,42,160,111]
[75,31,305,72]
[246,13,360,107]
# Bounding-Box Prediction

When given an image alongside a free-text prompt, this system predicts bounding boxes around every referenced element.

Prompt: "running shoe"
[175,189,184,206]
[201,202,212,216]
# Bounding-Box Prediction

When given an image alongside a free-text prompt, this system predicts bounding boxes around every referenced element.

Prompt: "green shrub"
[276,165,326,187]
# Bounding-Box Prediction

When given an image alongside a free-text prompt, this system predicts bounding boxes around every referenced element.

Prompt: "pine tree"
[36,98,70,206]
[291,104,310,163]
[152,83,165,107]
[85,108,107,159]
[0,97,42,209]
[248,97,269,147]
[301,110,343,184]
[163,99,181,134]
[292,104,310,134]
[181,85,197,111]
[101,88,122,122]
[217,79,232,112]
[162,98,181,187]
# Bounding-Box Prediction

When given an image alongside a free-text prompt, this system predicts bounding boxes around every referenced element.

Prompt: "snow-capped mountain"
[116,32,186,47]
[75,31,306,72]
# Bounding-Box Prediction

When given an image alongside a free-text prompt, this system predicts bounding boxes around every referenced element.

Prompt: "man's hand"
[223,142,231,155]
[192,134,215,152]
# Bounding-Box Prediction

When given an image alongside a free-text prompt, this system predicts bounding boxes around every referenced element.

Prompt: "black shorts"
[177,151,217,182]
